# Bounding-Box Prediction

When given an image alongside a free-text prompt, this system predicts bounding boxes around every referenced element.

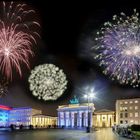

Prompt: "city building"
[57,103,95,128]
[31,114,57,127]
[9,107,42,126]
[116,98,140,125]
[0,104,57,127]
[93,109,115,127]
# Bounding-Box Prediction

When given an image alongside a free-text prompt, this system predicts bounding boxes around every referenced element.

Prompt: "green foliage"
[131,125,140,131]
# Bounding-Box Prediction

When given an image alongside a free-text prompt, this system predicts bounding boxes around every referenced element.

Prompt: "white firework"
[28,64,68,101]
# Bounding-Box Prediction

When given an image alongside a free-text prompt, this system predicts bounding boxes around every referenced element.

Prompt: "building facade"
[31,114,57,127]
[0,105,57,127]
[116,98,140,125]
[93,109,115,127]
[9,107,42,126]
[57,103,95,128]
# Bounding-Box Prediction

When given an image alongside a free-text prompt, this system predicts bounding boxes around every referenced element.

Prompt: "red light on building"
[0,105,12,110]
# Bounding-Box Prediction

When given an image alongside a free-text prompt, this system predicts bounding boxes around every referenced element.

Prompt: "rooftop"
[94,109,115,114]
[116,98,140,102]
[57,103,95,111]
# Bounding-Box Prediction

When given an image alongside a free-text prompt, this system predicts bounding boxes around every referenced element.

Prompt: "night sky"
[0,1,140,116]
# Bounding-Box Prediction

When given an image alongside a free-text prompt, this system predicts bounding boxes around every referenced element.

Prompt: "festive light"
[0,105,12,110]
[94,9,140,87]
[28,64,68,101]
[0,1,40,80]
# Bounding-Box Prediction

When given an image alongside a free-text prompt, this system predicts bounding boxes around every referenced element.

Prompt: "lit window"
[123,107,128,111]
[130,120,134,123]
[125,113,128,118]
[125,120,128,124]
[125,101,128,104]
[103,117,105,120]
[130,101,133,104]
[135,106,138,110]
[135,100,138,103]
[130,113,133,117]
[135,112,139,117]
[120,107,123,111]
[129,106,133,110]
[120,113,123,118]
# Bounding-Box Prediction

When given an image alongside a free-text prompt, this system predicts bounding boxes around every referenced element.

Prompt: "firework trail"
[0,1,40,80]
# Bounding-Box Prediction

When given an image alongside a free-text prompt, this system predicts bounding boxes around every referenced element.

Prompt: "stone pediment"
[94,109,115,114]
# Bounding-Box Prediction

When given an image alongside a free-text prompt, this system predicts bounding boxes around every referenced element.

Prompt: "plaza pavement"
[0,128,130,140]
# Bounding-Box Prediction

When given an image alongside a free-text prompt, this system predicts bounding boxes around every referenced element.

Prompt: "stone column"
[100,115,102,127]
[72,112,74,127]
[58,112,61,127]
[71,112,73,127]
[79,111,82,127]
[68,111,71,127]
[64,112,66,127]
[85,112,88,126]
[84,111,87,127]
[90,112,92,127]
[77,111,80,127]
[107,114,108,127]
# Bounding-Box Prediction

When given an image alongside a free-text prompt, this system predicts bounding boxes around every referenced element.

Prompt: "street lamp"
[84,91,95,133]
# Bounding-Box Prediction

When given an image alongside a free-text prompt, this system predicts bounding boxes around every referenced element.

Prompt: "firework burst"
[0,1,40,80]
[94,9,140,87]
[28,64,68,101]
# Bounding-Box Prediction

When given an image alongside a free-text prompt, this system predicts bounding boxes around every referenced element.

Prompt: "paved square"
[0,128,130,140]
